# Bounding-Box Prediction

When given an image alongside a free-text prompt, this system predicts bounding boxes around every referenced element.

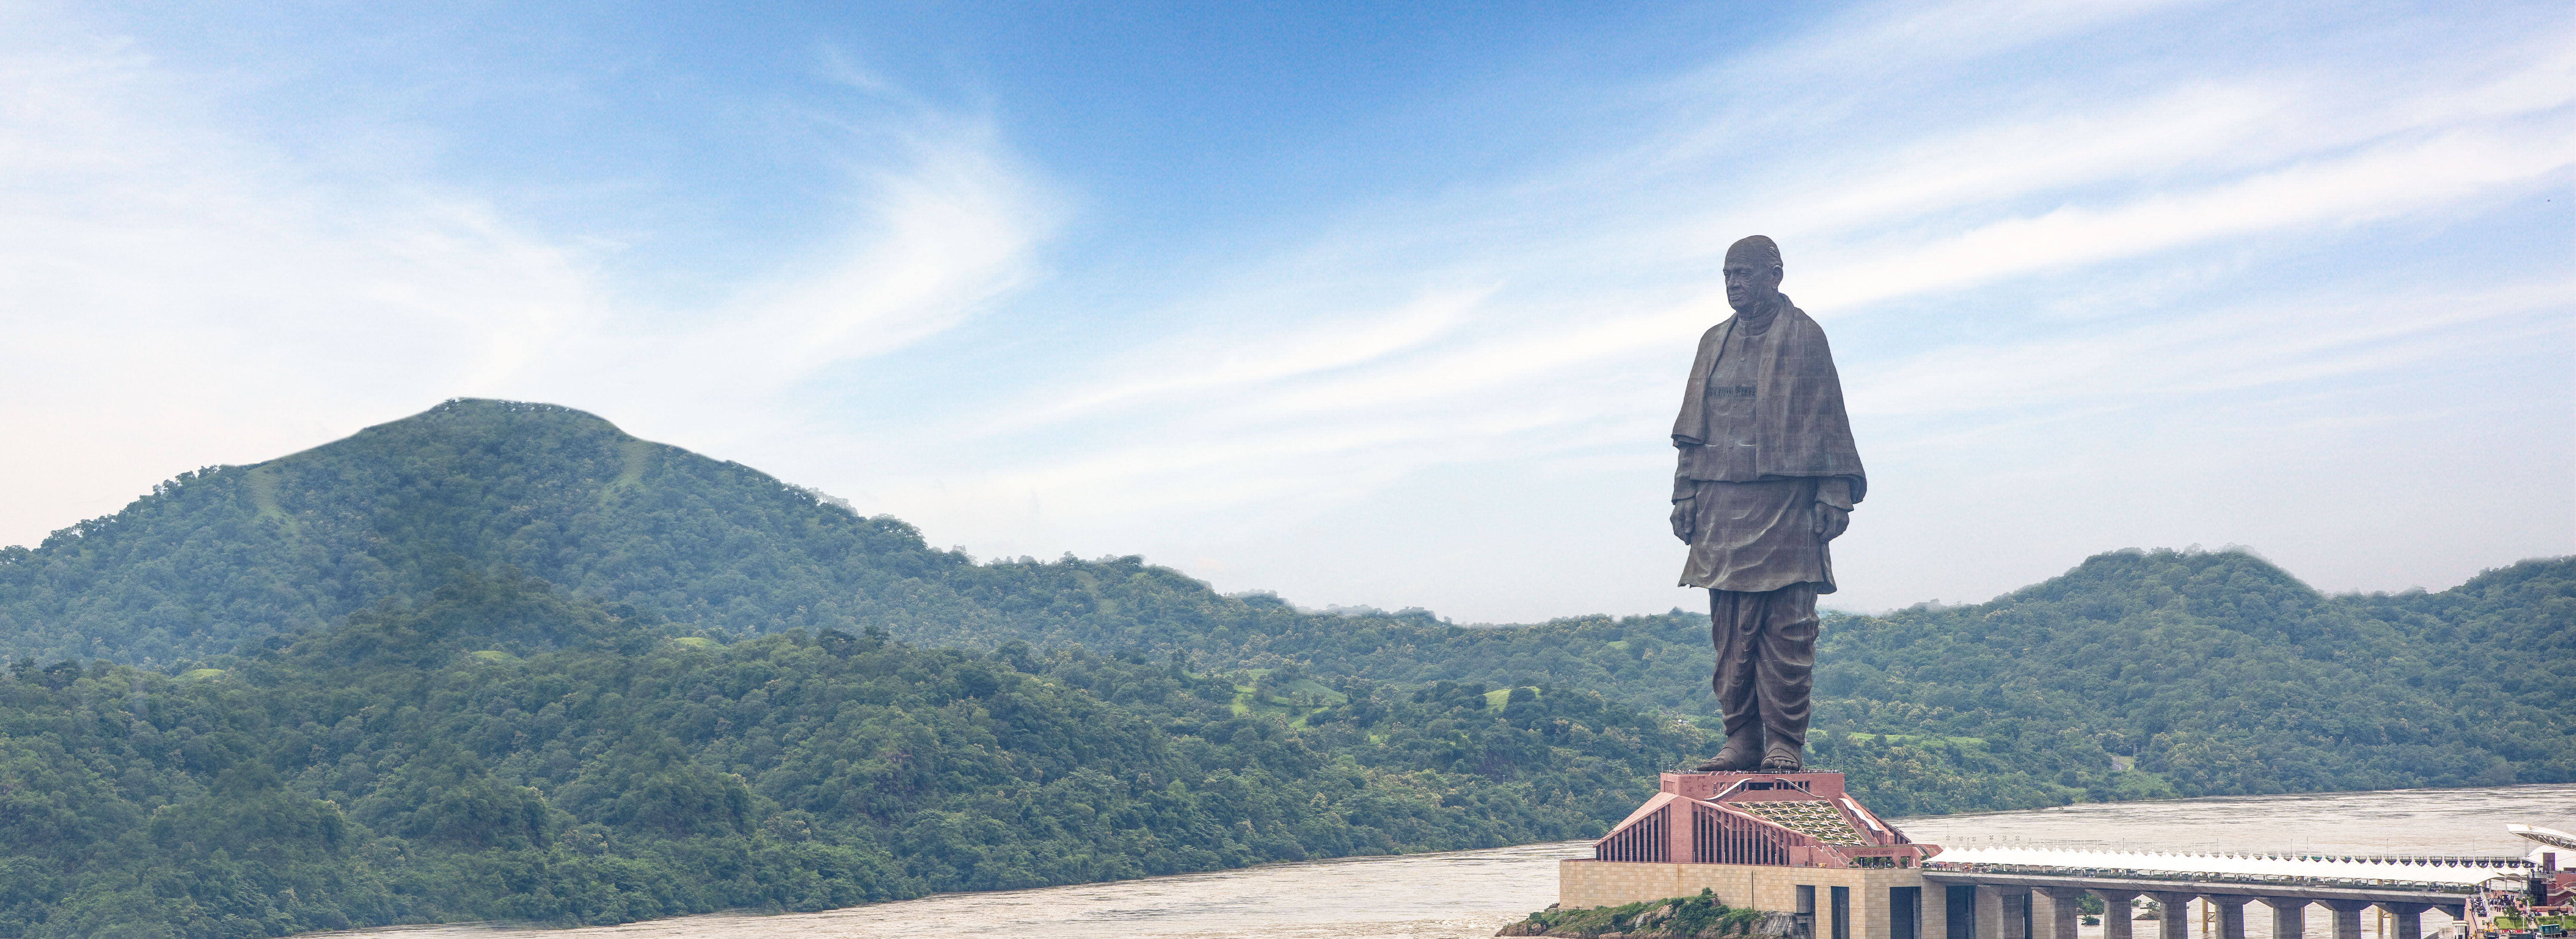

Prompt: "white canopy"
[1929,845,2521,888]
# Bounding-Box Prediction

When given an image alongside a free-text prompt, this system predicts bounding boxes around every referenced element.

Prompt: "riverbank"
[316,783,2576,939]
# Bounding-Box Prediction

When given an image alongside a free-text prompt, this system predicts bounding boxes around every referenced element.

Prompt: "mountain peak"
[0,399,941,665]
[271,398,637,466]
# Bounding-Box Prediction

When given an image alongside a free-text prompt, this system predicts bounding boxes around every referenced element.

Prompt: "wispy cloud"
[2,0,2564,622]
[1030,288,1488,421]
[848,0,2571,618]
[567,122,1057,420]
[1849,278,2575,422]
[0,7,1055,534]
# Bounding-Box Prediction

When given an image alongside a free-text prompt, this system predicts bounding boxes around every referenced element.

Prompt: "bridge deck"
[1919,869,2471,908]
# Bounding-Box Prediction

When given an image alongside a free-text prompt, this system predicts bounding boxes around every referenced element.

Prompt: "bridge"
[1920,846,2529,939]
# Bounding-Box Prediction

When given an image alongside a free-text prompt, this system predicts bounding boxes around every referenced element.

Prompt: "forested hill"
[0,399,1490,667]
[0,572,1698,936]
[0,399,986,666]
[3,399,2569,808]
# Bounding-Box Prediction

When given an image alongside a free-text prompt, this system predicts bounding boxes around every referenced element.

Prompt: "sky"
[2,0,2569,623]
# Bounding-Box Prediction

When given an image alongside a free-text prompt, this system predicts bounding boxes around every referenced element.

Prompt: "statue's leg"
[1699,590,1762,771]
[1751,583,1819,769]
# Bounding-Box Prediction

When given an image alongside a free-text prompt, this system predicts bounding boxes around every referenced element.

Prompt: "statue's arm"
[1670,441,1697,543]
[1814,476,1855,541]
[1816,476,1854,511]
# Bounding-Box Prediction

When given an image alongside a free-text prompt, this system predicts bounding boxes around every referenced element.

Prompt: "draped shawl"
[1669,300,1867,502]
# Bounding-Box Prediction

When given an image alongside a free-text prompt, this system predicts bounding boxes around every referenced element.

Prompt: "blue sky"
[3,0,2569,622]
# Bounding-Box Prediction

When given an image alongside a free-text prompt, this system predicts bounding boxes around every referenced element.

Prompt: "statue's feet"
[1695,738,1761,772]
[1759,746,1802,773]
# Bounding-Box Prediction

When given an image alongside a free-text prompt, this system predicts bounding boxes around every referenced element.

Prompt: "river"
[327,783,2576,939]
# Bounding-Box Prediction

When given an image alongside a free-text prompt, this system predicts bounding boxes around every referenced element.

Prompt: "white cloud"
[1848,279,2576,422]
[1801,123,2573,311]
[832,2,2572,620]
[1031,287,1488,422]
[0,9,1054,544]
[1,0,2565,624]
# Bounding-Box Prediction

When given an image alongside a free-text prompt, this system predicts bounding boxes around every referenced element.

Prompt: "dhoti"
[1708,583,1817,755]
[1676,477,1832,593]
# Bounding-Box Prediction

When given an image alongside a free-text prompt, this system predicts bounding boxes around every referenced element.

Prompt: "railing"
[1599,805,1670,863]
[1920,860,2498,893]
[1596,799,1940,868]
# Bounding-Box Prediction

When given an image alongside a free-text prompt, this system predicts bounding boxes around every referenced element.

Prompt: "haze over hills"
[0,398,2568,936]
[2,399,2568,805]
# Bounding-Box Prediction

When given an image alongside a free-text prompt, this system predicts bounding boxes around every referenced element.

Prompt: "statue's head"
[1723,236,1784,313]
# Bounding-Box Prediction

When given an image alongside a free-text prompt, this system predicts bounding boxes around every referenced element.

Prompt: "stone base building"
[1563,771,1941,939]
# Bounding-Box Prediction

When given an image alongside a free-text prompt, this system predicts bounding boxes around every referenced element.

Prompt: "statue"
[1668,236,1865,773]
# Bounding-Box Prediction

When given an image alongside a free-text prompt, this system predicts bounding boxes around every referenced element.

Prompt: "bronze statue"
[1669,236,1865,773]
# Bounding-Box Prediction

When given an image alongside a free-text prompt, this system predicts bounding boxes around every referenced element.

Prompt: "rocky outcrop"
[1500,892,1798,938]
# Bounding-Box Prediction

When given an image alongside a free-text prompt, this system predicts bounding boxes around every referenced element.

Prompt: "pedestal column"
[2266,899,2306,939]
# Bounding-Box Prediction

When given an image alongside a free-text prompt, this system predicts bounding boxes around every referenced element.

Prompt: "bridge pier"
[1978,885,2032,939]
[2145,892,2196,939]
[2318,900,2369,939]
[2207,896,2251,939]
[1918,861,2501,939]
[2268,898,2306,939]
[2380,903,2430,939]
[2035,889,2086,939]
[2093,890,2140,939]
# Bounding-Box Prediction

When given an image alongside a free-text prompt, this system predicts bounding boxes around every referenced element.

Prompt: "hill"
[0,572,1698,936]
[3,399,2568,812]
[0,400,968,666]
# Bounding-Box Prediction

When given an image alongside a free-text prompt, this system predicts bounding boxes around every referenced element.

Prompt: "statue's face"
[1724,259,1785,312]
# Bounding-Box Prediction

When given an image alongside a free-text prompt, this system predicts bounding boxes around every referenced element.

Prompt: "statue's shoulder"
[1783,306,1832,342]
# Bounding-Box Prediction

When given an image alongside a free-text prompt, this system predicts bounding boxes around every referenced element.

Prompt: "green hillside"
[0,400,965,666]
[0,572,1697,937]
[3,399,2568,812]
[0,397,2569,936]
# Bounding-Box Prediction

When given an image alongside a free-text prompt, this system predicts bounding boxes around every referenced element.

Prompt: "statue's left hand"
[1814,505,1850,542]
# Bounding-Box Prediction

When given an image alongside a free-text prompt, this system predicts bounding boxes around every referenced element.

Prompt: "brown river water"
[326,783,2576,939]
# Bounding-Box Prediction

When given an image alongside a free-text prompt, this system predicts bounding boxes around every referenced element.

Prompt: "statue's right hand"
[1670,501,1695,543]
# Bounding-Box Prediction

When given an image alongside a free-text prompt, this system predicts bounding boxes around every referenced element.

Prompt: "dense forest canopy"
[0,572,1707,937]
[0,399,2568,936]
[3,400,2565,797]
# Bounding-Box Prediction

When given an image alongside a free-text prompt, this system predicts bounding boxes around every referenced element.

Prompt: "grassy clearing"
[610,439,654,492]
[1229,672,1347,725]
[1841,732,1989,747]
[244,465,295,527]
